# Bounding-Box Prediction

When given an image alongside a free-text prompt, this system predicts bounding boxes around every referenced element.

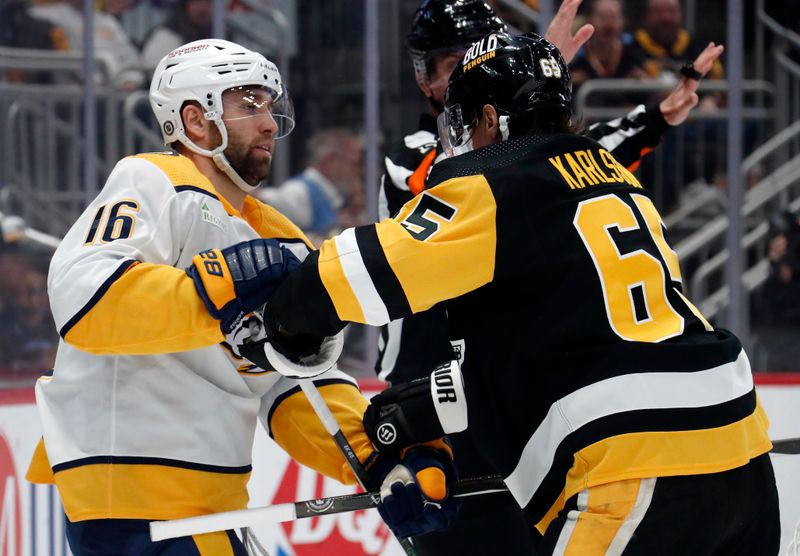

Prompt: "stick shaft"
[298,380,372,489]
[771,436,800,455]
[149,476,507,541]
[298,380,416,554]
[150,503,296,541]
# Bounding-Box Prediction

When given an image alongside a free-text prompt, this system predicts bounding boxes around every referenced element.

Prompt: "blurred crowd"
[0,0,213,89]
[0,217,58,382]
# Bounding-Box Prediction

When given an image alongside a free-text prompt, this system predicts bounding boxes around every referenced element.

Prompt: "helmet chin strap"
[179,119,261,193]
[212,152,260,193]
[499,115,510,141]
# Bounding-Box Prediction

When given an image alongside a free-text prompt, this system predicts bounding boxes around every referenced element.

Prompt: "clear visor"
[437,103,475,158]
[221,85,295,139]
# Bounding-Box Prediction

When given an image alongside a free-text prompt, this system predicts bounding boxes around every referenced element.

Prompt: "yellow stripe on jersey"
[193,531,236,556]
[535,400,772,533]
[135,153,315,251]
[132,152,218,197]
[242,195,314,249]
[318,239,366,323]
[560,479,644,555]
[316,175,495,322]
[270,383,370,485]
[64,262,223,354]
[385,175,496,312]
[54,462,250,522]
[132,152,217,193]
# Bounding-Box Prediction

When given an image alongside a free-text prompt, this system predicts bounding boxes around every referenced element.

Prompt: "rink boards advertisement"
[2,378,800,556]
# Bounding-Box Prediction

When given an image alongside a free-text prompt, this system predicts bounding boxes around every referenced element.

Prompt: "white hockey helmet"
[149,39,295,192]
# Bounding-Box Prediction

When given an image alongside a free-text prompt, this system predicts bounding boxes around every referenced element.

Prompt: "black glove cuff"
[363,361,468,456]
[679,62,703,81]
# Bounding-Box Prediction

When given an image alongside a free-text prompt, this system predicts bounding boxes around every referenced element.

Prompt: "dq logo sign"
[273,460,392,555]
[0,432,22,556]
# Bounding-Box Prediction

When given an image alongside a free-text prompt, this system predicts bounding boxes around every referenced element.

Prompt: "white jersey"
[28,152,372,522]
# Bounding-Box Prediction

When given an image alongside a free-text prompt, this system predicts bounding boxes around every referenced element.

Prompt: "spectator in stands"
[4,267,58,373]
[99,0,134,20]
[570,0,646,92]
[141,0,213,71]
[30,0,144,90]
[634,0,723,85]
[259,128,363,245]
[754,210,800,326]
[751,209,800,371]
[0,0,68,83]
[632,0,725,211]
[0,246,58,375]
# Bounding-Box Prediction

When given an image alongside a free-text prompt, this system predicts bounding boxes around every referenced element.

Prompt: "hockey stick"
[771,436,800,455]
[149,475,507,542]
[296,380,418,555]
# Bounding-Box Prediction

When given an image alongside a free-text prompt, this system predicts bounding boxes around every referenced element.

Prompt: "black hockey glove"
[235,308,344,378]
[186,239,299,333]
[363,360,468,457]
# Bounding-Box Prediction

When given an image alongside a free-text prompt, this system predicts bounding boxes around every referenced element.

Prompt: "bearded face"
[223,126,272,186]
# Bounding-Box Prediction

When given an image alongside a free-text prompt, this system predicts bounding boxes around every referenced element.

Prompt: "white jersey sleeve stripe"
[333,228,391,326]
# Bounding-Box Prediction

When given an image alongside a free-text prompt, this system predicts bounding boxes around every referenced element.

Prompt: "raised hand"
[544,0,595,64]
[659,42,725,125]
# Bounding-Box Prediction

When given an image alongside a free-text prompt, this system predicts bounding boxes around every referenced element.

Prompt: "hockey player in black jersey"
[379,3,537,553]
[241,31,780,555]
[376,1,728,554]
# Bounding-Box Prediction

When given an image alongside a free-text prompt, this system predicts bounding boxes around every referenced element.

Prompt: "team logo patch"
[376,423,397,445]
[200,202,226,231]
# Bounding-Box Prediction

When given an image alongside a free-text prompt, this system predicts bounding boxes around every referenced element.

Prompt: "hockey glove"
[370,446,460,539]
[186,239,300,333]
[363,360,468,457]
[236,308,344,378]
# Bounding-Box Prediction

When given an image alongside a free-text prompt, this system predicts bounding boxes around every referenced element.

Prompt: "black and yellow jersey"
[270,133,772,532]
[376,105,672,383]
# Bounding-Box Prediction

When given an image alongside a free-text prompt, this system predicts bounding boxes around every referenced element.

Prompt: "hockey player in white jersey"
[26,39,458,555]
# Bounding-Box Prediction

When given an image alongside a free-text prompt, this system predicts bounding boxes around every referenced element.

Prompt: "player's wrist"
[363,360,467,457]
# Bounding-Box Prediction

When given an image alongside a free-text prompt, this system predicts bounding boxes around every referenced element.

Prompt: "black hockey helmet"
[406,0,506,72]
[439,32,572,155]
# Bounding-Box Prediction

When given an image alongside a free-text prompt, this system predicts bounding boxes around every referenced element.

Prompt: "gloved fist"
[235,308,344,378]
[186,239,300,333]
[373,447,460,539]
